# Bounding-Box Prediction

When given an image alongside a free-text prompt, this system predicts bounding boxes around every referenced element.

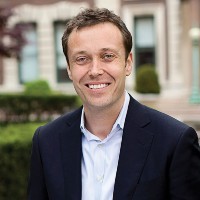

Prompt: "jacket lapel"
[59,97,154,200]
[60,108,82,200]
[113,97,154,200]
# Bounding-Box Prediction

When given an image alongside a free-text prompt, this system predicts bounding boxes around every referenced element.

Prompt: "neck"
[83,95,125,140]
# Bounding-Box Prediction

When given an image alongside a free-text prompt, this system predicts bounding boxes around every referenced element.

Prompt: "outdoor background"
[0,0,200,199]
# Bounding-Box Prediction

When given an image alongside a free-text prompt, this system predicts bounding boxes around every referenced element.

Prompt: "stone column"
[189,0,200,103]
[3,58,21,92]
[166,0,183,87]
[0,56,3,85]
[37,19,56,88]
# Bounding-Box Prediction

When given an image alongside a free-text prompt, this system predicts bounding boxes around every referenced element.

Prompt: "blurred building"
[0,0,200,130]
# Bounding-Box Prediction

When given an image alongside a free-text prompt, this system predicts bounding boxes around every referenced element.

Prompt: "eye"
[75,56,90,65]
[102,53,116,62]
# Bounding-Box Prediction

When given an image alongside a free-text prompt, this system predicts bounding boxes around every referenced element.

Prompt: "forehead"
[68,22,125,53]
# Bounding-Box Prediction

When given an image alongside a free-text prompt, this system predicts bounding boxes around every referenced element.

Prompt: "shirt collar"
[112,91,130,130]
[80,91,130,141]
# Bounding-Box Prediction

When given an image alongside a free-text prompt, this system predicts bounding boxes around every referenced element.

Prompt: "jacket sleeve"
[169,127,200,199]
[28,127,49,200]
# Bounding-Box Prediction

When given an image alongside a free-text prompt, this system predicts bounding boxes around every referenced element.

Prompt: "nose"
[88,58,104,77]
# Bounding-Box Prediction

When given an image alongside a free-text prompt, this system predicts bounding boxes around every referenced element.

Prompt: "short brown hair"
[62,8,132,64]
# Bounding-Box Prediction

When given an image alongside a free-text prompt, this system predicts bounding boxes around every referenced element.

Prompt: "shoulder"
[145,105,188,131]
[33,107,82,139]
[127,95,199,159]
[128,95,194,140]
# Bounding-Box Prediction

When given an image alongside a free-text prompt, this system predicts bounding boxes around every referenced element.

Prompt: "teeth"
[88,83,108,89]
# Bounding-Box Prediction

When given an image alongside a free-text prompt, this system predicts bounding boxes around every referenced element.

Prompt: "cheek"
[112,64,128,78]
[70,68,87,83]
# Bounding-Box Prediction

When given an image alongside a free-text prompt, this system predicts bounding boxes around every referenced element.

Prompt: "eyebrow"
[100,48,119,55]
[73,50,88,55]
[72,47,120,57]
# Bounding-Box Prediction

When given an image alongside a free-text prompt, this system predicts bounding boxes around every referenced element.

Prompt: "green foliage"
[0,94,79,123]
[0,123,43,144]
[0,123,44,200]
[135,64,160,94]
[0,141,30,200]
[24,80,52,95]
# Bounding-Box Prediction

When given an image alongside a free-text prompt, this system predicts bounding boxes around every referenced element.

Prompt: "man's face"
[67,22,132,111]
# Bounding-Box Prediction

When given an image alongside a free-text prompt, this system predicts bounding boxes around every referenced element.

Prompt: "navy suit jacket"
[28,95,200,200]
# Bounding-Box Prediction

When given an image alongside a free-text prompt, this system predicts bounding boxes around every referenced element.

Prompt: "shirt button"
[97,175,104,183]
[97,144,103,148]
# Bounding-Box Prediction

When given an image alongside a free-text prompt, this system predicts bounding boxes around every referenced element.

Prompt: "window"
[19,23,38,83]
[134,16,156,68]
[54,21,70,83]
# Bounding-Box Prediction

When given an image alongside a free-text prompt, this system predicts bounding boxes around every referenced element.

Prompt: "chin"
[85,98,112,109]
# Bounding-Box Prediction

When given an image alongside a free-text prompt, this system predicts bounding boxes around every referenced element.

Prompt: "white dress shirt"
[80,91,130,200]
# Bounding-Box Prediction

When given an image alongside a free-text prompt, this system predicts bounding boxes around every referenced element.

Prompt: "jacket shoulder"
[128,95,192,139]
[34,107,82,138]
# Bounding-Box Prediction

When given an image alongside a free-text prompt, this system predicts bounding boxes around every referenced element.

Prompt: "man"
[28,8,200,200]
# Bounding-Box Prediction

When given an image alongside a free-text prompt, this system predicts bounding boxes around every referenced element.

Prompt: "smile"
[87,83,109,89]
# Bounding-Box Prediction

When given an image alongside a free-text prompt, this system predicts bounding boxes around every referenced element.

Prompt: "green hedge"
[24,80,52,96]
[135,64,160,94]
[0,94,80,123]
[0,123,44,200]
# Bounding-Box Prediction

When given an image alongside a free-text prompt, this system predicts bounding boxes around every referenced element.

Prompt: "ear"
[125,52,133,76]
[67,64,73,80]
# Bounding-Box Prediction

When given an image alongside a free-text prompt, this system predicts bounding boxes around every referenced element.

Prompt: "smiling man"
[66,21,132,140]
[28,8,200,200]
